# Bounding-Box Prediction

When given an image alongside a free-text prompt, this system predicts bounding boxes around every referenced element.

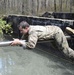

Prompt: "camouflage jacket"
[22,25,60,49]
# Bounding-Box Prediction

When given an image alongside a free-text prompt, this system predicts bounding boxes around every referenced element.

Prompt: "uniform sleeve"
[26,32,38,49]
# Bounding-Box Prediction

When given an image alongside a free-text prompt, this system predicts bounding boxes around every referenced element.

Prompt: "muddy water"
[0,45,74,75]
[0,35,74,75]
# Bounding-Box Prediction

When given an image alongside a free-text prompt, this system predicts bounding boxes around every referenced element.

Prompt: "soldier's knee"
[63,48,74,58]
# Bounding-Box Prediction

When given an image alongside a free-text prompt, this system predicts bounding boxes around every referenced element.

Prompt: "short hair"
[18,21,30,28]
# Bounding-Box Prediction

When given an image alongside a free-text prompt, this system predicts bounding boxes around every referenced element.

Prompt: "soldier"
[11,21,74,59]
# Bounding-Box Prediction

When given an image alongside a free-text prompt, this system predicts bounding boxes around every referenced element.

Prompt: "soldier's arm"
[25,32,38,49]
[11,32,38,49]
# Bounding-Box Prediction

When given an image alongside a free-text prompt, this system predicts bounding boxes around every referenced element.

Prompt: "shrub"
[0,18,13,35]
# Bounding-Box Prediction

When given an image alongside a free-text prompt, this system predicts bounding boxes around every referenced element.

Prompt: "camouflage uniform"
[22,25,74,59]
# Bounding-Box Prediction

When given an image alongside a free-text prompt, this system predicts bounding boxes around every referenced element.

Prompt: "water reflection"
[0,46,74,75]
[0,51,15,75]
[0,59,2,69]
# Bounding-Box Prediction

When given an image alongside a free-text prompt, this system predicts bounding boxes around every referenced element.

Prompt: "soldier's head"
[18,21,30,34]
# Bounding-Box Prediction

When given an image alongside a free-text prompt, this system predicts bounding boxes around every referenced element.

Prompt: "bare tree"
[54,0,56,12]
[70,0,72,12]
[59,0,62,12]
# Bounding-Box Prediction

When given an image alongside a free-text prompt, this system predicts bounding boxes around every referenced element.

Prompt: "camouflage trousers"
[54,27,74,59]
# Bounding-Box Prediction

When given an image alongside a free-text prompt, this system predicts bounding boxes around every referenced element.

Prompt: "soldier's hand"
[11,39,21,46]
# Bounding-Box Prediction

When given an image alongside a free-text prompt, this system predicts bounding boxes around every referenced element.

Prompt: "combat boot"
[66,27,74,34]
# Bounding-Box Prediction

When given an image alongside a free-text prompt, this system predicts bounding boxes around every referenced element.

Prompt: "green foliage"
[0,18,13,35]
